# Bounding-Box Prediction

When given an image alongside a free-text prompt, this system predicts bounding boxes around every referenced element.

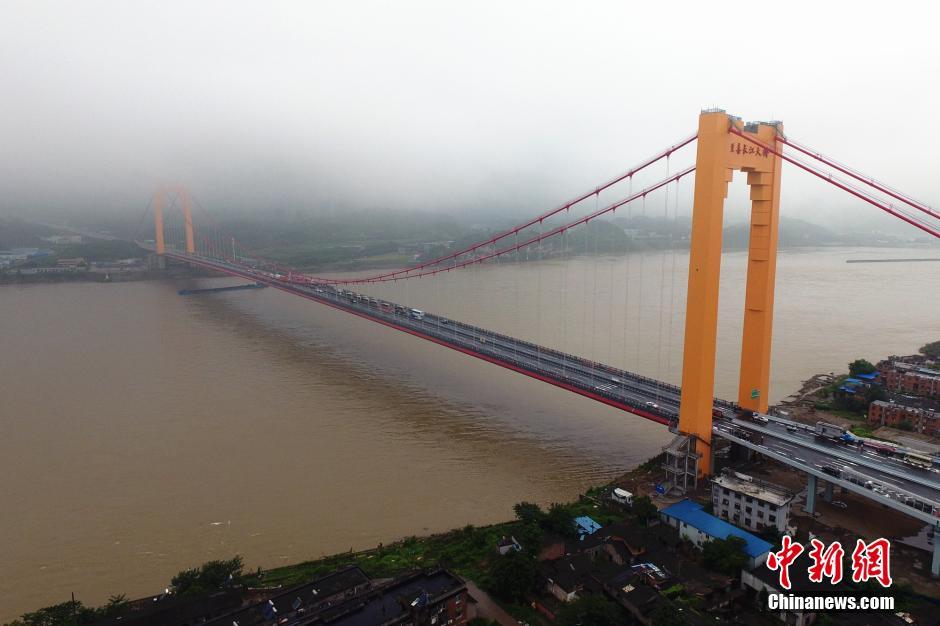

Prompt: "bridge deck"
[164,250,940,523]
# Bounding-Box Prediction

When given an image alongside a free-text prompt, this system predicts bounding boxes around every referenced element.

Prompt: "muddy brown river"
[1,246,937,619]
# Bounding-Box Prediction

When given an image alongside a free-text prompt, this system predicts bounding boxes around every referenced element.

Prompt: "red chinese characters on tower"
[766,535,804,590]
[728,141,770,157]
[807,538,845,584]
[851,538,892,587]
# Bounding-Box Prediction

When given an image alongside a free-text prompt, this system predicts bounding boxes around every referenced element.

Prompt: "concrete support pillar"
[805,474,817,515]
[932,534,940,578]
[823,482,834,503]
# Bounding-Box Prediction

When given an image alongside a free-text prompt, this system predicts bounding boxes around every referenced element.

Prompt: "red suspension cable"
[338,166,696,284]
[190,133,698,285]
[352,132,698,284]
[728,127,940,239]
[779,136,940,222]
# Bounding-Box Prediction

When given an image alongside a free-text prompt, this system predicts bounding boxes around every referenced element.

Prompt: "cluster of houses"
[91,566,470,626]
[867,357,940,435]
[521,471,835,626]
[0,247,54,268]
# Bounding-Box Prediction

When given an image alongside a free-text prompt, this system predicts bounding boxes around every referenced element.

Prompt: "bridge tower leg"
[678,112,730,476]
[738,144,783,413]
[154,188,166,255]
[181,187,196,254]
[679,110,783,476]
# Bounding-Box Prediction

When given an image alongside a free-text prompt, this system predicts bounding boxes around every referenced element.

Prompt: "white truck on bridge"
[815,421,845,440]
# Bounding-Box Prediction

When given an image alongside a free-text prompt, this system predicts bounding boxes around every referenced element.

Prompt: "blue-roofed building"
[574,515,601,540]
[856,371,879,381]
[839,377,868,393]
[659,499,772,568]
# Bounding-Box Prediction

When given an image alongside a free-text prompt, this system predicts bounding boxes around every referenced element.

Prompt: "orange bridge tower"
[678,110,784,477]
[153,186,195,255]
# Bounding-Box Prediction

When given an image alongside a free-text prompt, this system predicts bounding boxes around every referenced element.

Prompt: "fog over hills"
[1,1,938,245]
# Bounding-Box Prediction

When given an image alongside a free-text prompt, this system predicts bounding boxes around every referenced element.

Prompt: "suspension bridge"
[143,110,940,568]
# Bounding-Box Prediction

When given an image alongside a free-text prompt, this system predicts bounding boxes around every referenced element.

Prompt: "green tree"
[919,340,940,359]
[487,550,537,602]
[848,359,876,377]
[702,536,748,575]
[542,503,576,538]
[513,501,544,526]
[7,600,97,626]
[171,556,244,597]
[555,595,627,626]
[632,495,658,526]
[516,520,545,558]
[101,594,128,617]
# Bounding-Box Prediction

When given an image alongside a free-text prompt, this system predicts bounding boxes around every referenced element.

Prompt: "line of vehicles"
[819,461,940,518]
[716,402,940,473]
[333,288,426,320]
[811,420,940,471]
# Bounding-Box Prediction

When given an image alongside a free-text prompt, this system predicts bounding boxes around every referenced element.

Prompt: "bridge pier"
[823,482,834,503]
[933,535,940,578]
[805,474,817,516]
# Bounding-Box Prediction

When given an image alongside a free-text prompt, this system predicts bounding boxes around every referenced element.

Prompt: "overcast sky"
[2,1,938,232]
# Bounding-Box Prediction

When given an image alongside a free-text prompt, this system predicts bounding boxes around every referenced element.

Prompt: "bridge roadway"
[166,250,703,425]
[165,250,940,524]
[716,420,940,526]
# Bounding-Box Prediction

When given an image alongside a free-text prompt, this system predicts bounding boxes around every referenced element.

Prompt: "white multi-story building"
[711,470,793,533]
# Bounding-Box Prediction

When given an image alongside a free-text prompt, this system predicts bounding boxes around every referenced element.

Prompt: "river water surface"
[1,246,937,619]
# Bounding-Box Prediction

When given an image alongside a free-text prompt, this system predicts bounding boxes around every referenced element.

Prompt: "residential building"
[495,535,521,555]
[711,470,794,533]
[659,499,773,568]
[536,520,740,624]
[542,552,593,602]
[321,568,468,626]
[206,567,467,626]
[206,565,372,625]
[878,359,940,398]
[42,234,83,244]
[574,515,601,540]
[868,400,939,435]
[56,257,87,268]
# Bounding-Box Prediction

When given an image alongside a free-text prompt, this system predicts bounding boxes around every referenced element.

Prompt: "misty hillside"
[723,217,838,249]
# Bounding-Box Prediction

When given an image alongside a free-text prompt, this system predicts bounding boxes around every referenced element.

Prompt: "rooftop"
[207,565,371,625]
[574,516,602,537]
[319,569,465,625]
[660,499,773,559]
[890,361,940,377]
[712,470,794,507]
